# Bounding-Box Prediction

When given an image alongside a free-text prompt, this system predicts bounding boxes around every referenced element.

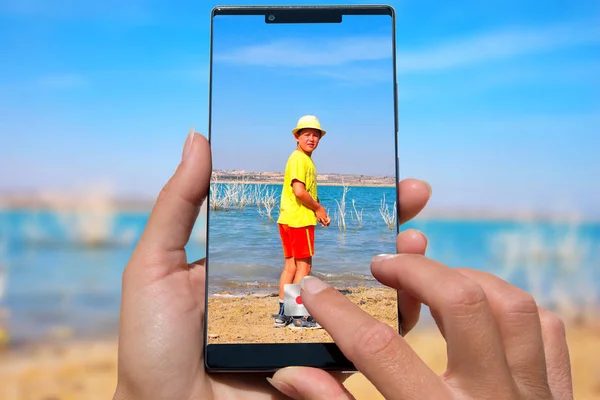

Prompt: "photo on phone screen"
[204,5,398,369]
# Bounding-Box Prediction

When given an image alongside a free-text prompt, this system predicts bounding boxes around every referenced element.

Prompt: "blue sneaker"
[272,313,292,328]
[289,316,322,329]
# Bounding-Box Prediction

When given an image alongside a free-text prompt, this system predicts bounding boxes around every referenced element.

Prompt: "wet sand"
[207,286,398,344]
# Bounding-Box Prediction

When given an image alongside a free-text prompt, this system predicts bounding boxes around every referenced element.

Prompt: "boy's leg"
[292,257,312,284]
[291,225,315,283]
[274,258,296,327]
[279,257,297,299]
[274,224,294,327]
[288,225,321,329]
[291,256,321,329]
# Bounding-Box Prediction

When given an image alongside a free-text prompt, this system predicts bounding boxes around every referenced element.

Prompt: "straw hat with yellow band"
[292,115,326,138]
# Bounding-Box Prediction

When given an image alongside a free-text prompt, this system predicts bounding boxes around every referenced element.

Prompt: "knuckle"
[398,253,424,262]
[353,321,399,359]
[440,279,488,315]
[539,308,567,338]
[156,182,171,205]
[498,291,539,319]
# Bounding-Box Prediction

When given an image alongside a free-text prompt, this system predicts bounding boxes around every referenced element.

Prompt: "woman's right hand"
[269,255,573,400]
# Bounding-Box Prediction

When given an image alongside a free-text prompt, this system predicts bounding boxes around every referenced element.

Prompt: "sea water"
[0,184,598,344]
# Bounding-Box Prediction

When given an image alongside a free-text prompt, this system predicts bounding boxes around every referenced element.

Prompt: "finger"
[396,228,428,254]
[130,130,212,277]
[270,367,356,400]
[370,254,516,396]
[538,307,573,400]
[188,258,207,306]
[395,179,431,336]
[189,258,206,268]
[301,276,446,400]
[455,268,552,398]
[395,229,428,335]
[210,373,291,400]
[398,178,431,225]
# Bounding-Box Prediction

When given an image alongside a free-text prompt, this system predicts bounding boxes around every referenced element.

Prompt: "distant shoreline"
[211,180,395,188]
[211,170,396,188]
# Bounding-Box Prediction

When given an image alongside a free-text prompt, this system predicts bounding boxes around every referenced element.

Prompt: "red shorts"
[278,224,315,259]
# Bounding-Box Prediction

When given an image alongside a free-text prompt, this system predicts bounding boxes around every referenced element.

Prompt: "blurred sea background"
[1,183,598,345]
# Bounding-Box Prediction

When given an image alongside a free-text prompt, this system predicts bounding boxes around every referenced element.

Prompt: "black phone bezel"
[204,4,400,373]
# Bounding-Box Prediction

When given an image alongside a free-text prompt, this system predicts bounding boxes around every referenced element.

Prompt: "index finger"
[129,130,212,277]
[371,254,516,395]
[398,178,431,225]
[300,276,447,400]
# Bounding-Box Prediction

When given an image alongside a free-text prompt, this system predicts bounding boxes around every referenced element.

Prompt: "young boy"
[273,115,331,329]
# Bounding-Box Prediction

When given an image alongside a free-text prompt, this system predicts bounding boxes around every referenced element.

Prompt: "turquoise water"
[207,184,400,290]
[1,184,599,344]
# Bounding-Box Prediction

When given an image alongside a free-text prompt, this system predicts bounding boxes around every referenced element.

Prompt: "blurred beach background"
[1,0,599,399]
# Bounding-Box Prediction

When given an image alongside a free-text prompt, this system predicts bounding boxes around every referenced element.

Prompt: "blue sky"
[211,13,396,177]
[0,0,599,218]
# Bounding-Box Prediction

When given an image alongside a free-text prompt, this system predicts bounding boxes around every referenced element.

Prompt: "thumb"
[129,128,212,278]
[269,367,356,400]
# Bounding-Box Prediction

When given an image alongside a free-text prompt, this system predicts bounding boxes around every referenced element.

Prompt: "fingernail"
[372,253,399,263]
[182,126,195,161]
[266,377,300,398]
[408,229,428,244]
[301,276,329,294]
[424,180,432,197]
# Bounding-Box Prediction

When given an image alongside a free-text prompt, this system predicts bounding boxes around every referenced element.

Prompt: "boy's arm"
[292,180,323,212]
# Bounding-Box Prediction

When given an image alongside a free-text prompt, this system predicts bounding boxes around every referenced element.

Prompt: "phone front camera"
[267,14,275,21]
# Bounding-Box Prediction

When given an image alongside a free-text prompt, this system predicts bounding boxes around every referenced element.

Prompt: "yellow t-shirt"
[277,150,318,228]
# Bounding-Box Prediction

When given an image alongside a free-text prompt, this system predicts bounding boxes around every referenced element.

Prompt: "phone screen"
[205,6,398,371]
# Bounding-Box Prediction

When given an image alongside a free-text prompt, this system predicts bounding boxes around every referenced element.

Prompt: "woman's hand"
[270,255,574,400]
[113,129,434,400]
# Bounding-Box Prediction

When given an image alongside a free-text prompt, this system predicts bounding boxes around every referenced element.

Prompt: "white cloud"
[214,20,600,79]
[214,35,392,67]
[397,21,600,74]
[310,66,392,85]
[35,74,89,89]
[213,35,393,85]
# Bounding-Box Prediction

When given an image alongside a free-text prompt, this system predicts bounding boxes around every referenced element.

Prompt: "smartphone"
[204,4,399,372]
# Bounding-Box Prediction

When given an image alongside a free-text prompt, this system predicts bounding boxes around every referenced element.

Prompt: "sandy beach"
[0,323,598,399]
[207,286,398,344]
[0,286,599,399]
